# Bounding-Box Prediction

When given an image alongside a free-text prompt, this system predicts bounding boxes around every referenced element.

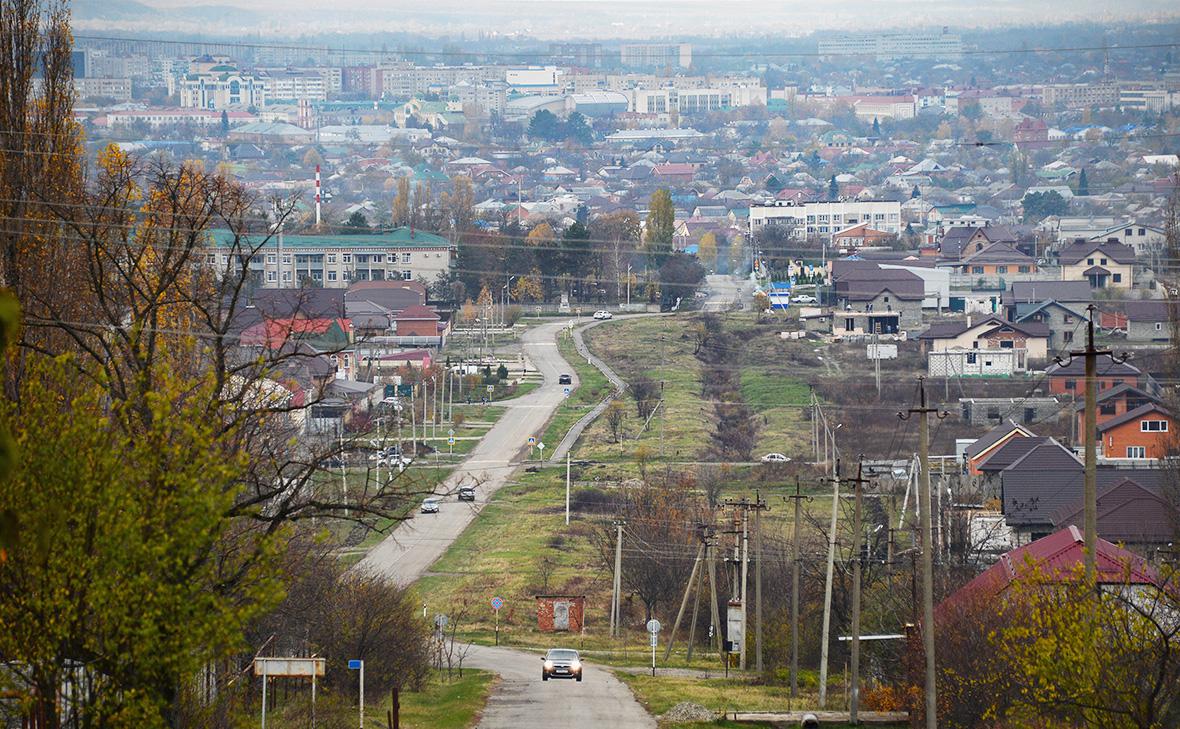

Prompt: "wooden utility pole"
[664,541,705,661]
[846,462,873,725]
[818,462,841,708]
[1056,303,1127,582]
[900,378,945,729]
[723,496,768,672]
[784,480,810,698]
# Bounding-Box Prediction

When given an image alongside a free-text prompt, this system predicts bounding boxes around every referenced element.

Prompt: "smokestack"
[315,165,321,226]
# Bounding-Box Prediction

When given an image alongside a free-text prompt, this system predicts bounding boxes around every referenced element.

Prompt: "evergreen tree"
[828,175,839,201]
[872,116,881,136]
[1078,167,1089,196]
[911,184,921,199]
[220,110,229,136]
[644,188,676,267]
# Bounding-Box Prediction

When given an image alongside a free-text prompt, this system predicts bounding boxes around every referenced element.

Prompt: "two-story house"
[1058,240,1135,290]
[1097,402,1175,460]
[1044,358,1142,396]
[917,315,1050,367]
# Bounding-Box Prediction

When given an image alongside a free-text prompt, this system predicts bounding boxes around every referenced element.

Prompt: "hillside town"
[2,2,1180,728]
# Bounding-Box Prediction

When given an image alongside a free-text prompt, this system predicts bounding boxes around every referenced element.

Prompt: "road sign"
[254,657,325,677]
[486,384,494,393]
[528,436,536,445]
[537,442,545,452]
[448,437,455,445]
[347,659,362,670]
[490,596,504,611]
[434,614,449,629]
[647,618,662,634]
[563,387,571,396]
[650,632,659,647]
[448,428,455,436]
[396,384,413,397]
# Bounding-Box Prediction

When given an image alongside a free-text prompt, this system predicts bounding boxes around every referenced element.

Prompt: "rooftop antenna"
[314,164,322,226]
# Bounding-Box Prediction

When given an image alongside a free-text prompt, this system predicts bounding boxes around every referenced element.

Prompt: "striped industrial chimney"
[315,165,321,226]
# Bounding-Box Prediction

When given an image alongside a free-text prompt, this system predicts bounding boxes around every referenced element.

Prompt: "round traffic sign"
[448,428,455,436]
[448,437,455,445]
[491,596,504,611]
[646,618,662,634]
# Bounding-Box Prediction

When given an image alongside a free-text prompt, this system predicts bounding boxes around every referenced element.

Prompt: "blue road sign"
[491,596,504,611]
[348,659,362,670]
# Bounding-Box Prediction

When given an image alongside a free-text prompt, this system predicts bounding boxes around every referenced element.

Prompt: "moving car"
[760,453,791,463]
[458,485,476,501]
[558,373,573,385]
[541,648,582,681]
[791,294,818,304]
[593,310,613,320]
[420,497,441,514]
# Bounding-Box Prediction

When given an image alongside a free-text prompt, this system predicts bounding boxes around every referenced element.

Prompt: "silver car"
[420,497,441,514]
[542,648,583,681]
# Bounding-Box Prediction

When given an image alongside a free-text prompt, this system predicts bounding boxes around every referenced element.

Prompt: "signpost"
[253,658,325,729]
[528,435,536,461]
[646,619,662,676]
[563,387,571,397]
[347,659,364,729]
[537,442,545,462]
[448,429,455,456]
[491,596,504,645]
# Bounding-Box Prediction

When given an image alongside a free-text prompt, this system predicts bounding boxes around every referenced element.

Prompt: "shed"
[535,595,586,633]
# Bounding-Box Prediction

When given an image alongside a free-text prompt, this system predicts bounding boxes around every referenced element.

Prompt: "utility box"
[535,595,585,632]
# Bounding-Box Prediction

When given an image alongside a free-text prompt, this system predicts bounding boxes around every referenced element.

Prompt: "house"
[1012,300,1089,355]
[394,304,444,339]
[916,315,1050,366]
[998,438,1167,543]
[963,419,1035,476]
[832,223,894,251]
[831,263,925,330]
[938,225,1021,261]
[1003,280,1093,321]
[1087,222,1166,255]
[1073,383,1163,436]
[1123,301,1172,343]
[928,348,1023,377]
[949,241,1038,277]
[1048,480,1176,548]
[1044,358,1142,396]
[1058,240,1135,290]
[1097,402,1174,460]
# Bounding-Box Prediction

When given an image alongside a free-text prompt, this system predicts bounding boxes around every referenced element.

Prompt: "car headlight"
[544,661,554,670]
[570,660,581,671]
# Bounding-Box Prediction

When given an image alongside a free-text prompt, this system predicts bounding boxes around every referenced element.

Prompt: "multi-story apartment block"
[202,228,453,289]
[750,200,903,240]
[619,43,692,69]
[625,84,767,113]
[74,77,133,102]
[260,70,327,102]
[179,64,267,109]
[548,43,604,68]
[1041,81,1119,110]
[1119,82,1178,112]
[818,30,963,60]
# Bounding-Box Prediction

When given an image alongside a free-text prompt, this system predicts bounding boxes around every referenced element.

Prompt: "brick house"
[1044,357,1141,396]
[963,419,1035,476]
[1073,383,1161,438]
[916,315,1050,366]
[535,595,586,632]
[1097,402,1174,460]
[394,304,442,337]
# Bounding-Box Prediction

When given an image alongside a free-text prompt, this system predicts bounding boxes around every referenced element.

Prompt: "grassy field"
[379,670,496,729]
[536,329,613,452]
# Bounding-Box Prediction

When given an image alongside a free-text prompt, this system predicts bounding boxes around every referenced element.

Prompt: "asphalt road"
[354,319,579,585]
[463,644,656,729]
[702,273,751,312]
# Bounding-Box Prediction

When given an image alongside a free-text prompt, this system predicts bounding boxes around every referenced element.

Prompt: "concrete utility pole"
[611,522,624,638]
[818,462,841,708]
[847,462,873,725]
[705,528,723,657]
[754,494,764,674]
[664,541,705,661]
[900,377,946,729]
[1055,303,1128,582]
[739,508,749,670]
[784,479,811,698]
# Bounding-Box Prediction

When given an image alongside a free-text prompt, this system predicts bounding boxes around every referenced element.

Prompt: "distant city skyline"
[76,0,1180,39]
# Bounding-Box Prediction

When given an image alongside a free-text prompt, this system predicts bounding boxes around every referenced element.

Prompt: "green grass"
[536,329,613,451]
[379,669,496,729]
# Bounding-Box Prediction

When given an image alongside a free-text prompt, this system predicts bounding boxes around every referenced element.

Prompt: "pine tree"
[872,116,881,136]
[828,175,839,201]
[1078,167,1089,196]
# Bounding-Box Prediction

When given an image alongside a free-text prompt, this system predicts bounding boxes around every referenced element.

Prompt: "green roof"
[208,227,451,249]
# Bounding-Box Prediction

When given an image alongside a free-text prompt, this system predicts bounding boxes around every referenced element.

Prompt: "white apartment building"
[625,84,767,114]
[1041,81,1119,109]
[818,31,963,60]
[750,200,903,240]
[202,228,453,289]
[74,77,132,102]
[619,43,692,69]
[179,65,267,109]
[261,70,327,102]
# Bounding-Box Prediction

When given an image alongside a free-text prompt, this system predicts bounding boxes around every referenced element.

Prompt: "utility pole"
[873,329,881,399]
[611,522,624,638]
[1055,303,1127,582]
[664,540,705,661]
[818,462,841,708]
[705,527,723,658]
[785,480,810,698]
[739,507,749,670]
[899,377,946,729]
[565,453,571,526]
[754,492,764,674]
[846,462,873,725]
[686,538,706,661]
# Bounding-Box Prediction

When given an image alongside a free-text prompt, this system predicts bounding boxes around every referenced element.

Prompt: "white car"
[791,295,817,304]
[420,497,441,514]
[593,311,613,320]
[760,453,791,463]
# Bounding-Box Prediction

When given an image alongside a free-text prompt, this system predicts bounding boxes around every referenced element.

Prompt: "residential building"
[74,77,132,102]
[1003,280,1093,321]
[1097,403,1174,460]
[619,43,692,69]
[1058,240,1135,289]
[817,30,963,60]
[203,228,452,289]
[623,84,767,114]
[1044,358,1142,396]
[99,108,256,129]
[1124,301,1172,343]
[916,315,1050,365]
[831,261,926,330]
[928,348,1022,378]
[1041,80,1119,109]
[1012,299,1088,354]
[948,241,1038,277]
[1087,222,1166,255]
[832,223,895,252]
[750,200,902,240]
[179,64,267,109]
[261,69,327,102]
[1073,384,1163,439]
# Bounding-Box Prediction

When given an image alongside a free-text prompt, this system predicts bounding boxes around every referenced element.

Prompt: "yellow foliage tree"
[513,270,544,303]
[527,222,555,245]
[697,232,718,271]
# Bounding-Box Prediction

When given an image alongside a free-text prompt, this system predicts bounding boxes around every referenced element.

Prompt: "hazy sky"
[82,0,1180,38]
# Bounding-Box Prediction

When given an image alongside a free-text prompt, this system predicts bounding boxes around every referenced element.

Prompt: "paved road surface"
[464,644,656,729]
[702,273,751,312]
[355,320,578,585]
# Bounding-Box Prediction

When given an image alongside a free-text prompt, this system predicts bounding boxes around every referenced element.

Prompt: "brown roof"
[1095,401,1172,433]
[1049,479,1174,544]
[1059,240,1136,265]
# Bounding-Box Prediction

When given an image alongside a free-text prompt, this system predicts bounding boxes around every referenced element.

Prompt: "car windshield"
[547,649,578,660]
[423,497,440,503]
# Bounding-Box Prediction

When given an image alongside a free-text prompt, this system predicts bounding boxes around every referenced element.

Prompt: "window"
[266,271,276,282]
[1141,420,1169,432]
[402,252,412,263]
[1139,228,1146,236]
[1087,257,1094,265]
[282,254,291,264]
[1065,379,1076,391]
[402,270,412,280]
[1112,274,1122,283]
[1100,402,1116,415]
[342,254,352,263]
[1018,265,1030,273]
[1100,258,1108,265]
[206,253,217,264]
[328,271,337,281]
[997,266,1008,274]
[967,353,977,364]
[1155,322,1164,331]
[972,266,984,274]
[282,271,292,282]
[372,254,383,264]
[1127,446,1146,459]
[1000,340,1014,349]
[267,254,276,264]
[1064,331,1073,343]
[327,254,336,263]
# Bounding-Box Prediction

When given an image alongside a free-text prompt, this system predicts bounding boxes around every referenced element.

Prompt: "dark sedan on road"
[541,648,582,681]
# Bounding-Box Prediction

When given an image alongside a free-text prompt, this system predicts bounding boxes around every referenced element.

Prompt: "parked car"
[593,310,613,320]
[541,648,582,682]
[458,485,476,501]
[791,294,817,304]
[558,373,573,385]
[760,453,791,463]
[420,497,441,514]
